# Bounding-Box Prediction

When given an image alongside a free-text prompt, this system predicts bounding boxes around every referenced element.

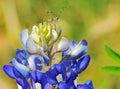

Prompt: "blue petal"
[32,64,61,86]
[20,29,29,49]
[31,71,43,82]
[13,66,25,79]
[60,64,67,81]
[54,64,61,72]
[62,60,77,69]
[31,78,36,89]
[77,84,91,89]
[34,57,42,70]
[65,69,77,89]
[31,71,37,82]
[77,80,94,89]
[16,78,30,89]
[36,72,53,89]
[54,63,67,81]
[31,71,43,89]
[85,80,94,89]
[16,49,28,66]
[42,83,52,89]
[76,55,90,73]
[10,58,30,78]
[70,40,88,60]
[3,65,25,79]
[69,84,76,89]
[59,82,68,89]
[62,41,77,57]
[67,69,78,83]
[46,69,58,84]
[40,50,50,66]
[62,60,72,68]
[69,41,78,48]
[28,55,42,70]
[3,65,17,79]
[63,40,88,60]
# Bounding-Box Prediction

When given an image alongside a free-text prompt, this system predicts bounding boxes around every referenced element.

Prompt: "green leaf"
[105,45,120,64]
[102,66,120,75]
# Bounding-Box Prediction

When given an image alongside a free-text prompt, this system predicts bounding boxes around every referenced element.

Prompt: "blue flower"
[77,80,94,89]
[58,80,94,89]
[56,55,92,89]
[29,55,92,89]
[20,29,50,65]
[3,65,31,89]
[3,21,94,89]
[3,49,42,88]
[62,40,88,61]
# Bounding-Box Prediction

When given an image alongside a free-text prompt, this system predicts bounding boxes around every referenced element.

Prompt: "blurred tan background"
[1,0,120,89]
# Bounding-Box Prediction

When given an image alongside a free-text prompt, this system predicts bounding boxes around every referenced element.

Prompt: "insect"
[43,11,59,23]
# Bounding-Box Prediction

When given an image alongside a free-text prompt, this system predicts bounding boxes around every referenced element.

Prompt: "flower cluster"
[3,20,94,89]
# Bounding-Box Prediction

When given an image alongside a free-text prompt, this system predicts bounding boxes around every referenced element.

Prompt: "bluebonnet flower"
[3,20,94,89]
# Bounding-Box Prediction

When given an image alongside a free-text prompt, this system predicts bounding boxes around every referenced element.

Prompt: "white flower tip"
[28,55,36,70]
[26,37,39,53]
[41,38,48,51]
[56,26,62,36]
[32,25,39,32]
[56,74,63,82]
[20,29,29,49]
[17,84,22,89]
[35,82,42,89]
[57,37,69,52]
[69,40,88,59]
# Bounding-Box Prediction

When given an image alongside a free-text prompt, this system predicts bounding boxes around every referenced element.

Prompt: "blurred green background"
[1,0,120,89]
